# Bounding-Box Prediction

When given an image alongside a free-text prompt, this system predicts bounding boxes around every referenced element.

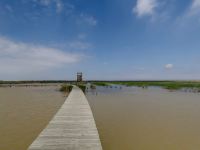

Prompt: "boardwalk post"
[28,86,102,150]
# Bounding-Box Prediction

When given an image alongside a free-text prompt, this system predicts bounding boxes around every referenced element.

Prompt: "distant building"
[77,72,83,82]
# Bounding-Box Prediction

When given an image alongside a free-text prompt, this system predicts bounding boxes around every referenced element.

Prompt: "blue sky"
[0,0,200,80]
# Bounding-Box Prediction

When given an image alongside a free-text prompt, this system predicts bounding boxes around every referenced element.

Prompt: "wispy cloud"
[133,0,158,17]
[79,13,98,26]
[165,64,173,69]
[5,5,13,13]
[37,0,51,6]
[33,0,98,26]
[50,40,92,51]
[0,36,83,76]
[188,0,200,16]
[78,33,87,40]
[175,0,200,27]
[55,0,63,13]
[35,0,65,14]
[69,41,92,50]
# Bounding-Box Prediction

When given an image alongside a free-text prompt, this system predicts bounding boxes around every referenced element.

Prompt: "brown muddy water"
[0,86,65,150]
[86,86,200,150]
[1,85,200,150]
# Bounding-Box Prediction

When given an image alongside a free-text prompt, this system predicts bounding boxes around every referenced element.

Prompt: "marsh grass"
[77,84,86,93]
[91,81,200,90]
[92,82,109,86]
[59,84,73,92]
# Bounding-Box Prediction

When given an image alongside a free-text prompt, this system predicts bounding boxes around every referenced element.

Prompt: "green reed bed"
[59,84,73,92]
[92,81,200,90]
[92,82,110,86]
[77,84,86,93]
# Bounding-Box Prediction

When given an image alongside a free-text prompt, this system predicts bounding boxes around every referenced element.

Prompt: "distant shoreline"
[2,80,200,90]
[1,80,200,84]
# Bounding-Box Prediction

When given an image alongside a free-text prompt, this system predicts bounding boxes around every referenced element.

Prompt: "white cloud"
[133,0,158,17]
[165,64,173,69]
[188,0,200,16]
[36,0,64,13]
[0,37,83,76]
[80,13,97,26]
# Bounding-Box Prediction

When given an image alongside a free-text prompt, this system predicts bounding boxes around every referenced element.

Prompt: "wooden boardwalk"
[28,86,102,150]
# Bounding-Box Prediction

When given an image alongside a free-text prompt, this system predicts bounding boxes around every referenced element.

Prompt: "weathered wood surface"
[28,86,102,150]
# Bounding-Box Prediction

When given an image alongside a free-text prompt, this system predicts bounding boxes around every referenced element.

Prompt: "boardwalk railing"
[28,86,102,150]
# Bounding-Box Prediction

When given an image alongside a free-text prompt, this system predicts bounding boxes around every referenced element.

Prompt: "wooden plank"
[28,86,102,150]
